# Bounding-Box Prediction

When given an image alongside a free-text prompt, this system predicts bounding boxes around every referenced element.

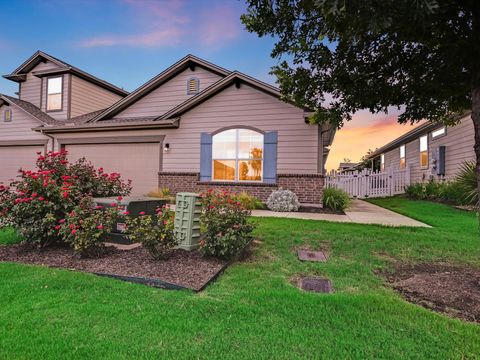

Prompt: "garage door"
[0,145,44,185]
[66,142,160,196]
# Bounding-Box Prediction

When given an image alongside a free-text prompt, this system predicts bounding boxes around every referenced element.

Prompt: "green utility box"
[174,192,202,250]
[93,197,166,244]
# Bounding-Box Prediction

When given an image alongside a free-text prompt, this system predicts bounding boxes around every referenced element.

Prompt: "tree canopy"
[241,0,480,128]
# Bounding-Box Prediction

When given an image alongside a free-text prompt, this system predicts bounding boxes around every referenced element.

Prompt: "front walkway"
[251,199,431,228]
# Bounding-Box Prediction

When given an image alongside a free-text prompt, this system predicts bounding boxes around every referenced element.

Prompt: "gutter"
[33,120,179,134]
[39,128,55,151]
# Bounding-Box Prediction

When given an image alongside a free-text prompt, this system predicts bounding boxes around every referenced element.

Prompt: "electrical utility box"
[93,197,166,244]
[174,192,202,251]
[431,146,446,176]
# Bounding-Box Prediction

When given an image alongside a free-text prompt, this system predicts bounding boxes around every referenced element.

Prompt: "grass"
[0,198,479,359]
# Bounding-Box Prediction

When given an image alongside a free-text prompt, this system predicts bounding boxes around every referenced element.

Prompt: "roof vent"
[187,77,199,95]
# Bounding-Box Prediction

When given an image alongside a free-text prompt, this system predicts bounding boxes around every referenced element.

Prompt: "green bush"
[124,205,176,260]
[199,189,254,259]
[146,187,176,204]
[234,191,265,210]
[455,162,478,206]
[322,186,351,211]
[59,197,117,258]
[404,183,425,200]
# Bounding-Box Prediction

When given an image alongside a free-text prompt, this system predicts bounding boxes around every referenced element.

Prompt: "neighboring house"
[337,162,358,173]
[369,114,474,182]
[1,51,335,204]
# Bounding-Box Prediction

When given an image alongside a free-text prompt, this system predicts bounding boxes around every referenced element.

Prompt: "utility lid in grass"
[297,250,328,262]
[300,277,333,293]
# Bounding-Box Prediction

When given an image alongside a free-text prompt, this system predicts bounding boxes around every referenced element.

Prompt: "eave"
[33,119,179,134]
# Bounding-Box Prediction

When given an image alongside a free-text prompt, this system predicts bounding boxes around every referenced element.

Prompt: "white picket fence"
[325,167,411,198]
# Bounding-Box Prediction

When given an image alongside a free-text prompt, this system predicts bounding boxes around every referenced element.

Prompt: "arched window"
[187,77,200,95]
[212,128,264,182]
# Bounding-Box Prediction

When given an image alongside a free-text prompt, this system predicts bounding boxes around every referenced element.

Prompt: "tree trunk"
[472,87,480,215]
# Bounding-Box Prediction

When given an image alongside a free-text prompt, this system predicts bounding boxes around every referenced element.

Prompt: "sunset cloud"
[325,110,422,171]
[77,0,242,49]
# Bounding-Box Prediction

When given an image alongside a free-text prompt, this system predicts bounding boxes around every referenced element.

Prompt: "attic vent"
[187,77,200,95]
[4,109,12,123]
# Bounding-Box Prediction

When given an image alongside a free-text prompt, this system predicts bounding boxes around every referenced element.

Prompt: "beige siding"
[115,67,223,118]
[382,116,475,182]
[0,145,46,185]
[55,83,318,174]
[19,60,60,107]
[70,75,123,118]
[0,104,49,141]
[40,74,70,121]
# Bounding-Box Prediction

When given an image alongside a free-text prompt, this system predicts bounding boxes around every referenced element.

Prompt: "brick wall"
[158,172,324,205]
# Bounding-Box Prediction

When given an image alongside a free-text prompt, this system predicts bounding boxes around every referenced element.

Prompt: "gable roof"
[88,54,231,122]
[155,71,284,121]
[3,51,129,97]
[0,94,58,125]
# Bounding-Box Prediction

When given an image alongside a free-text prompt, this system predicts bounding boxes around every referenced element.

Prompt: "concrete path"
[252,199,431,228]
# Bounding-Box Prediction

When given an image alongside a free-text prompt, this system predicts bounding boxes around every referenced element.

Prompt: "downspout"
[39,128,55,152]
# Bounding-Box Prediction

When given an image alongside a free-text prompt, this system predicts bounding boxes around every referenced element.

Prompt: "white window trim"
[46,76,63,112]
[212,129,264,183]
[380,153,385,171]
[419,135,429,168]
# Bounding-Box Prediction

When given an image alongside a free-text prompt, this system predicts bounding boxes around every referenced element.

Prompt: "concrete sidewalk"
[251,199,431,228]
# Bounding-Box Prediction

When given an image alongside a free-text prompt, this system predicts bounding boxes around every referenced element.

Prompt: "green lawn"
[0,198,479,359]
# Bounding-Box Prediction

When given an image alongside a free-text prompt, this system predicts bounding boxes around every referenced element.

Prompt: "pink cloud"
[77,0,242,49]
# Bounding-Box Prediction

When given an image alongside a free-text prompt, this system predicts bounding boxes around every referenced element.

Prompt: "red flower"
[123,211,130,215]
[71,229,77,235]
[199,239,206,247]
[98,167,104,173]
[58,219,65,224]
[60,160,68,165]
[31,193,38,198]
[97,225,104,230]
[38,197,45,201]
[209,205,215,209]
[55,225,61,230]
[110,202,117,207]
[69,224,75,229]
[139,211,145,215]
[95,205,103,209]
[62,192,69,199]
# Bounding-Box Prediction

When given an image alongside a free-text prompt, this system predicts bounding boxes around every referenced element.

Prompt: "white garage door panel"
[0,146,44,185]
[66,143,160,196]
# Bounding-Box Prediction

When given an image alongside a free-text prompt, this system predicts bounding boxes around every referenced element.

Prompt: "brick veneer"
[158,172,324,205]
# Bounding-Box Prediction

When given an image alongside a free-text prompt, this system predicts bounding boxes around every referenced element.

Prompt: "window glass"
[212,128,264,182]
[4,109,12,122]
[399,145,406,169]
[419,135,428,167]
[380,153,385,171]
[432,127,445,138]
[47,77,62,111]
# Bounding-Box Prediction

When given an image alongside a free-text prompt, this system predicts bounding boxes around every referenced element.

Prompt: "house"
[337,162,358,173]
[369,114,474,182]
[0,51,335,204]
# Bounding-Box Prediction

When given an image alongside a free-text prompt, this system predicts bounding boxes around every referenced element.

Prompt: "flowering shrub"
[0,150,131,248]
[199,189,254,259]
[266,188,300,212]
[124,206,176,259]
[58,197,117,257]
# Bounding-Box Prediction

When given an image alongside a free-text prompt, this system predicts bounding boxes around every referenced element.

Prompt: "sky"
[0,0,418,170]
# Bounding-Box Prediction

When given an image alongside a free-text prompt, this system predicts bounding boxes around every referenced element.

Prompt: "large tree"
[242,0,480,204]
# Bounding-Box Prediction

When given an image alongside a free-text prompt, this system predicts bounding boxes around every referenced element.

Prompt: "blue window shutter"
[200,133,212,181]
[263,131,278,183]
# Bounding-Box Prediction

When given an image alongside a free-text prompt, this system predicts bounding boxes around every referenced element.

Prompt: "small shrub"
[322,186,351,211]
[266,188,300,212]
[146,187,176,204]
[125,206,176,259]
[455,162,478,206]
[59,197,117,257]
[200,190,254,259]
[405,183,426,200]
[234,191,265,210]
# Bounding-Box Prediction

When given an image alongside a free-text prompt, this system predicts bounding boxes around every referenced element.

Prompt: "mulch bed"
[0,244,227,291]
[382,263,480,323]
